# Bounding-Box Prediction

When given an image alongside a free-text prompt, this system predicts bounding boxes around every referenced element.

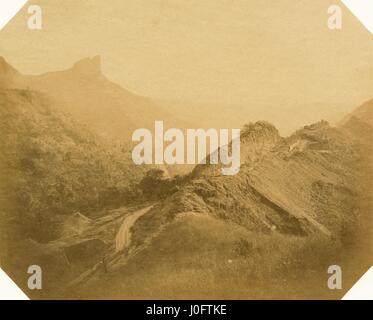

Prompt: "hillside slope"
[339,99,373,128]
[0,88,144,242]
[0,56,189,141]
[71,116,371,299]
[132,121,359,243]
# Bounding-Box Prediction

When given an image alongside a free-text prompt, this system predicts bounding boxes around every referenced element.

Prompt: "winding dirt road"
[115,205,153,252]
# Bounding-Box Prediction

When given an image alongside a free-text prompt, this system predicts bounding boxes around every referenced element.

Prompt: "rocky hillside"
[131,120,359,245]
[70,115,371,299]
[1,54,371,298]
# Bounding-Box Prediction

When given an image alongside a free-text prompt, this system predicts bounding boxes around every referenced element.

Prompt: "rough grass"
[77,212,348,299]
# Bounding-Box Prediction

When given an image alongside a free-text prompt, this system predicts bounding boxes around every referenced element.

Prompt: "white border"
[0,268,29,300]
[342,0,373,33]
[0,0,28,30]
[0,0,371,300]
[343,267,373,300]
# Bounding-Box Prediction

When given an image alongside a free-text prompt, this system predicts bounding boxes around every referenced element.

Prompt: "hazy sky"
[0,0,372,133]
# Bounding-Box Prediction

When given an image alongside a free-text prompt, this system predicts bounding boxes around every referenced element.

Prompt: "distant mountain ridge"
[339,98,373,128]
[0,56,189,141]
[1,55,372,299]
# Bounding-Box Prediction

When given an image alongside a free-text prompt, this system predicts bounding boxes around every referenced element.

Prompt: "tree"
[139,169,170,199]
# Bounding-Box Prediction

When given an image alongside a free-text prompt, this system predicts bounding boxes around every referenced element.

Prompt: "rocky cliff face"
[132,119,359,246]
[76,112,371,299]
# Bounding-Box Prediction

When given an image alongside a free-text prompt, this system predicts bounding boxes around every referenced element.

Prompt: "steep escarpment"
[76,115,371,300]
[131,120,359,249]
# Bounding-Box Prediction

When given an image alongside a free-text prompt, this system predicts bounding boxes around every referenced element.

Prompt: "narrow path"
[66,205,154,290]
[115,205,153,252]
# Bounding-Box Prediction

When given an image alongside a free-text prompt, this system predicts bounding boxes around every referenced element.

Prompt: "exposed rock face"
[1,56,372,299]
[238,120,281,167]
[81,109,371,300]
[132,119,361,248]
[192,120,281,178]
[241,121,280,150]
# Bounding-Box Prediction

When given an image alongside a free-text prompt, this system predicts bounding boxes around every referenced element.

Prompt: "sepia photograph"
[0,0,372,305]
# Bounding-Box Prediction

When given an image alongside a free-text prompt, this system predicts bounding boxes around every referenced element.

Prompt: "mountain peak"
[241,121,280,142]
[72,56,101,76]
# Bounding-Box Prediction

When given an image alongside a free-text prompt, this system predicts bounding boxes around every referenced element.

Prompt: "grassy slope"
[74,120,371,299]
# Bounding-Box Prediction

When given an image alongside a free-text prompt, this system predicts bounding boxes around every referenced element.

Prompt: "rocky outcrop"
[132,120,360,247]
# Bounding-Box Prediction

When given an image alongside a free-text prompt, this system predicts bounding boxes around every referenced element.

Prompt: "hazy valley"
[0,56,372,299]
